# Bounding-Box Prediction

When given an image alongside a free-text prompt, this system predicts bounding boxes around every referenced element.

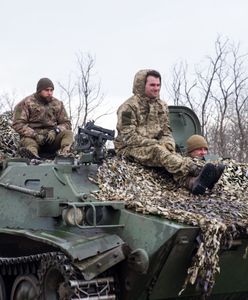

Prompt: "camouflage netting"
[94,157,248,297]
[0,111,19,158]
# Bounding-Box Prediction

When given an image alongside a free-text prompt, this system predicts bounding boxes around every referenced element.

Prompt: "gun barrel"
[86,122,115,138]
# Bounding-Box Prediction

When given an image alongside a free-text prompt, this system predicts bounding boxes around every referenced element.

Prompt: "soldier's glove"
[35,134,46,146]
[45,130,57,144]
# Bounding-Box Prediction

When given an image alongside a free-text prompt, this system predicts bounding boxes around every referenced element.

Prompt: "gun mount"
[75,121,115,164]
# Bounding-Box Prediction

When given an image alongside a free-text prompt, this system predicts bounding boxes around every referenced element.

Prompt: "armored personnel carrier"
[0,107,247,299]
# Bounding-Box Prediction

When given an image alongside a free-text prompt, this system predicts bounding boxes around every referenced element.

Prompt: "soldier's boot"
[19,147,41,160]
[185,163,222,195]
[208,164,225,190]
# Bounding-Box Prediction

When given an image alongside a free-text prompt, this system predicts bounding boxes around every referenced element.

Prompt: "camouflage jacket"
[114,69,175,152]
[12,93,72,138]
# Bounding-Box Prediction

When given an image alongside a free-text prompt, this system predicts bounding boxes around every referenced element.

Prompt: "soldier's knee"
[59,130,74,144]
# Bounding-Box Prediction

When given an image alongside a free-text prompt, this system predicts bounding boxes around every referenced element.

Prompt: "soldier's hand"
[35,134,46,146]
[45,130,56,144]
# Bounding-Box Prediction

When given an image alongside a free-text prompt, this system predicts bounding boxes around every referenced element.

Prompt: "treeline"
[167,36,248,162]
[1,38,248,162]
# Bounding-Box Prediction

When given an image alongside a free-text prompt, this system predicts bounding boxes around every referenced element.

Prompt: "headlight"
[62,207,83,225]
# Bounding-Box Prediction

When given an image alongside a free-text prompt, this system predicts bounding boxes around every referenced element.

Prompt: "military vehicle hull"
[117,209,248,300]
[0,158,248,299]
[0,158,128,299]
[0,108,247,299]
[0,165,248,300]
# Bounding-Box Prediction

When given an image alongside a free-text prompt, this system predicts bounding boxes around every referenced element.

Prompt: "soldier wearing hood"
[12,78,73,159]
[114,69,224,195]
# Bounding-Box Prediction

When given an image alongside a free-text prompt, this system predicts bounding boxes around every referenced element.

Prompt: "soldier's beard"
[41,96,52,103]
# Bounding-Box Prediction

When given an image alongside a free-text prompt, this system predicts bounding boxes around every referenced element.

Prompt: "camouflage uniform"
[12,93,73,157]
[114,69,195,184]
[0,151,4,161]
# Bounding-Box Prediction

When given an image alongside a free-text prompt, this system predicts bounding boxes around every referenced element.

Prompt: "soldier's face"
[189,147,208,158]
[145,76,161,99]
[40,87,54,102]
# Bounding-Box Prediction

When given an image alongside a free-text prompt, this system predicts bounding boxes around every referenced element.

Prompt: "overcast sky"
[1,0,248,128]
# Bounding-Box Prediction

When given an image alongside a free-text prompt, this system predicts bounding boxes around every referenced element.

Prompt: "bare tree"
[208,40,233,157]
[59,52,112,133]
[166,62,197,108]
[167,36,229,136]
[0,91,17,114]
[58,74,75,123]
[229,47,248,161]
[167,62,184,106]
[168,36,248,162]
[195,37,229,136]
[209,43,248,161]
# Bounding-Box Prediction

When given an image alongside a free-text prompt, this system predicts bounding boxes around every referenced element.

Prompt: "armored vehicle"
[0,106,247,299]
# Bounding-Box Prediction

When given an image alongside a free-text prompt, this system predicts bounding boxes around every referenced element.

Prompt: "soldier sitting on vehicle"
[12,78,74,160]
[114,69,225,195]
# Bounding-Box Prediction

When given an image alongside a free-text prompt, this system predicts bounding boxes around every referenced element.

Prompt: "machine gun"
[75,121,115,164]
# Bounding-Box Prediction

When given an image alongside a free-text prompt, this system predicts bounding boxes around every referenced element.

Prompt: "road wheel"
[42,266,69,300]
[0,275,6,300]
[10,275,39,300]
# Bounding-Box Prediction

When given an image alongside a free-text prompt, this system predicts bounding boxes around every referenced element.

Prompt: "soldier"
[186,135,208,158]
[114,69,224,195]
[12,78,74,159]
